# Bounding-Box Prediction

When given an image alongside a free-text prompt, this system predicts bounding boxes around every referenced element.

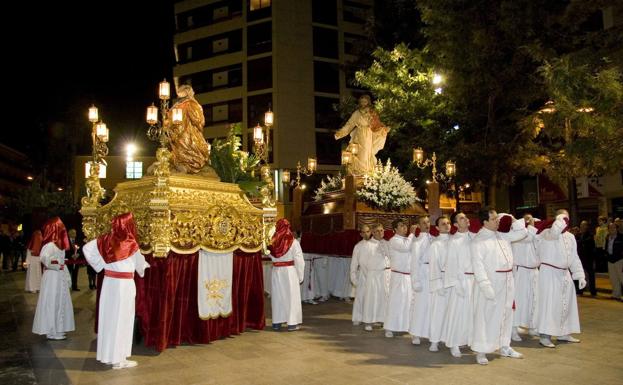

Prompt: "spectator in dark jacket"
[606,223,623,301]
[576,221,596,296]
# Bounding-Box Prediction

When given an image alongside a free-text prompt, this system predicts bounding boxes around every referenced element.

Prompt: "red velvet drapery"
[136,250,265,351]
[95,249,265,352]
[300,229,395,256]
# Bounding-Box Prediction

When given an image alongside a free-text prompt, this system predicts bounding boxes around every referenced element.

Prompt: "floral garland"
[357,159,420,211]
[313,173,344,201]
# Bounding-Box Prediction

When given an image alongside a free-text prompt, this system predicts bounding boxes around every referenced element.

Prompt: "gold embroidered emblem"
[205,279,229,301]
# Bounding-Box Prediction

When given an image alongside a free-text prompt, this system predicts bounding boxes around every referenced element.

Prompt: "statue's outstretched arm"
[334,111,358,140]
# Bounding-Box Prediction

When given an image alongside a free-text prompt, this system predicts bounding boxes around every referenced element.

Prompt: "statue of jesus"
[334,95,389,175]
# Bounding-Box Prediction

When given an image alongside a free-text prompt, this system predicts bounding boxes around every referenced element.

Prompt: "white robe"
[409,232,432,338]
[25,249,42,293]
[384,233,414,332]
[300,253,316,301]
[351,240,369,323]
[470,221,527,353]
[329,256,353,298]
[83,240,149,365]
[536,218,585,337]
[32,243,75,336]
[428,234,450,343]
[358,238,390,324]
[443,231,474,348]
[270,240,305,325]
[314,255,330,300]
[511,225,540,329]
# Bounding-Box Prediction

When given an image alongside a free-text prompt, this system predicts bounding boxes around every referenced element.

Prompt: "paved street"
[1,270,621,385]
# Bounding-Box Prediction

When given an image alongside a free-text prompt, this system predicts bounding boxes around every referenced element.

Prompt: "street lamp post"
[145,79,184,179]
[412,147,456,221]
[253,106,277,208]
[412,147,456,182]
[281,158,317,188]
[82,105,109,207]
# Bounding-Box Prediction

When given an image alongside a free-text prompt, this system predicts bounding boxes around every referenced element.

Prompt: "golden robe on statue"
[167,85,211,174]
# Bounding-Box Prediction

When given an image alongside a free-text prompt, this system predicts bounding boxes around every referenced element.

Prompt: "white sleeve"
[471,241,492,290]
[133,250,149,277]
[350,244,361,284]
[83,239,106,273]
[500,219,528,243]
[292,241,306,282]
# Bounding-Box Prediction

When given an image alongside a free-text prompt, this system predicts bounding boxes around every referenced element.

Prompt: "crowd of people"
[0,214,149,370]
[0,209,619,369]
[269,208,622,365]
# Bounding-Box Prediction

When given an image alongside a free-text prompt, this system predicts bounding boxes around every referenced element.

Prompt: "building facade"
[172,0,373,177]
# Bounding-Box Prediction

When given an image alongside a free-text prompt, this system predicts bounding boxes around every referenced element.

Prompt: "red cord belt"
[273,261,295,267]
[495,269,513,273]
[540,262,566,270]
[104,270,134,279]
[391,270,410,275]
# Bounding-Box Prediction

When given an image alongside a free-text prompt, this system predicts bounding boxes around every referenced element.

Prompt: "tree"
[518,56,623,223]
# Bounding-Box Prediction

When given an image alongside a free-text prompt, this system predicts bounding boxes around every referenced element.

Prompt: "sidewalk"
[1,268,622,385]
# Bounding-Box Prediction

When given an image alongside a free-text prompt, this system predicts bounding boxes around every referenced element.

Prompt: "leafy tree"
[518,56,623,222]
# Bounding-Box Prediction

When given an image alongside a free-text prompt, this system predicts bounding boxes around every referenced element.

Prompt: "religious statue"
[166,85,212,174]
[334,95,389,175]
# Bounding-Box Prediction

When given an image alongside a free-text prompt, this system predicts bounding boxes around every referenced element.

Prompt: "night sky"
[5,1,176,158]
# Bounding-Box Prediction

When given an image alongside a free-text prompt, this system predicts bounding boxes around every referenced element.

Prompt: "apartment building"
[172,0,373,175]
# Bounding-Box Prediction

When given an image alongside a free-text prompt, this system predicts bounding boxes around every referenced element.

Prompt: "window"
[213,104,229,122]
[248,0,271,21]
[315,132,341,164]
[343,1,370,24]
[126,162,142,179]
[177,30,242,63]
[213,70,229,87]
[247,57,272,91]
[313,27,338,59]
[314,96,341,129]
[247,22,272,56]
[313,61,339,93]
[250,0,271,11]
[213,6,229,20]
[312,0,337,25]
[247,93,272,127]
[176,1,242,32]
[179,64,242,94]
[204,99,242,125]
[213,38,229,53]
[344,33,366,56]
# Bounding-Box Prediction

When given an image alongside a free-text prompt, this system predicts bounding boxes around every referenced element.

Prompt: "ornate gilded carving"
[81,174,265,256]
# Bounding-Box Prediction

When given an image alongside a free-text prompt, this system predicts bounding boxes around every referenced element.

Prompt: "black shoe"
[72,288,80,291]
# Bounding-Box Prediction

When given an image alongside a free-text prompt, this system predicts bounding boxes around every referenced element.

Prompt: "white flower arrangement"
[357,159,420,211]
[313,173,344,201]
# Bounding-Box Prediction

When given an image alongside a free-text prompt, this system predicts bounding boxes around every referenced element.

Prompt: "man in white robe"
[428,216,451,352]
[511,214,540,341]
[384,219,414,338]
[351,225,372,326]
[268,219,305,331]
[32,217,75,340]
[83,212,149,369]
[470,208,527,365]
[359,223,390,331]
[300,253,317,304]
[443,212,474,357]
[409,215,432,345]
[536,210,586,348]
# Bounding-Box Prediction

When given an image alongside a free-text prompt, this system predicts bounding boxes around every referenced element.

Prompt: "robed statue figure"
[334,95,389,175]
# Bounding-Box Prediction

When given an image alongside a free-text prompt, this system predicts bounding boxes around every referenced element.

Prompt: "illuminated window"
[126,161,143,179]
[84,162,106,178]
[250,0,271,11]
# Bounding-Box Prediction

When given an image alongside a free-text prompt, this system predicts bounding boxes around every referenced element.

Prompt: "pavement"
[1,269,622,385]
